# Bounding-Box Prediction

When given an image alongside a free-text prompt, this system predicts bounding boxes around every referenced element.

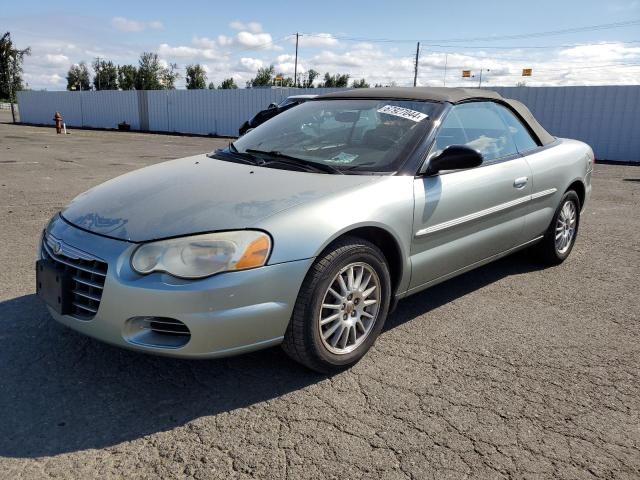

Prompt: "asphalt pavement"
[0,119,638,479]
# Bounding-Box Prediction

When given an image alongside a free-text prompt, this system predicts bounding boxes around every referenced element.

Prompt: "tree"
[249,65,275,87]
[185,64,207,89]
[118,65,137,90]
[92,58,118,90]
[352,78,370,88]
[161,62,180,89]
[136,52,164,90]
[0,32,31,101]
[301,69,319,88]
[134,52,180,90]
[219,77,238,89]
[275,73,295,87]
[66,62,91,91]
[322,72,349,88]
[208,82,216,89]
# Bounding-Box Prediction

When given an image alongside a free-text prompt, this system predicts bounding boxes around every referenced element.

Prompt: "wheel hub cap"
[318,262,381,355]
[555,200,577,254]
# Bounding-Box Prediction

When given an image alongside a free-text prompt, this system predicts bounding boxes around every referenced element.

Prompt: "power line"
[301,19,640,44]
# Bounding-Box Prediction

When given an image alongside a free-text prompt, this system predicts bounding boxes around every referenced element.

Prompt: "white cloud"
[237,57,264,72]
[297,33,339,48]
[217,35,234,47]
[111,17,163,32]
[158,43,219,60]
[236,31,273,48]
[42,54,70,67]
[229,21,262,33]
[192,37,217,49]
[559,42,640,62]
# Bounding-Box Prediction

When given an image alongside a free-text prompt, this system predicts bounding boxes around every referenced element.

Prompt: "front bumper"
[42,216,313,358]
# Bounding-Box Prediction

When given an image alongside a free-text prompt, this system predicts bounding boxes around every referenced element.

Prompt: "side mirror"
[424,145,483,175]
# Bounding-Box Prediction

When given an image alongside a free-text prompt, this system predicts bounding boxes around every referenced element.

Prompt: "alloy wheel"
[555,200,577,254]
[318,262,381,355]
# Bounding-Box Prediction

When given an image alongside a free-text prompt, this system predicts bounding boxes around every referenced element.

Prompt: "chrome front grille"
[41,233,108,320]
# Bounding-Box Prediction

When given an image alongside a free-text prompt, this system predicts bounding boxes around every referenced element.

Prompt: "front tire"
[534,190,580,265]
[282,237,391,373]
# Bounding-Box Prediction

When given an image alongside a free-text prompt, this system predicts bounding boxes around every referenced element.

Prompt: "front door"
[409,101,532,291]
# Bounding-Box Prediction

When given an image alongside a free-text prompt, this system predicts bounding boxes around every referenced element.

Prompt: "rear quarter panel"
[523,138,593,239]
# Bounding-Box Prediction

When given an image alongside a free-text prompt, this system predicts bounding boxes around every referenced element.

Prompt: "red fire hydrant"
[53,112,63,134]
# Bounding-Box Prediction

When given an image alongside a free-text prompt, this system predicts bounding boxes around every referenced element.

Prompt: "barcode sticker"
[377,105,429,122]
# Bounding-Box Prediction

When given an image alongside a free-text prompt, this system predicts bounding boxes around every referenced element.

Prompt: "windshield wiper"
[245,149,343,175]
[208,145,261,166]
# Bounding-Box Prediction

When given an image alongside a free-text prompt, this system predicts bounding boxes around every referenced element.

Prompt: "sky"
[2,0,640,90]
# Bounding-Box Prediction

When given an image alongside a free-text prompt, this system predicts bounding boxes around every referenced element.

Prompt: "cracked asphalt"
[0,118,638,479]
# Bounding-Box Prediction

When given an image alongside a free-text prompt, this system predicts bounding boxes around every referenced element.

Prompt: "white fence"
[16,88,346,137]
[16,85,640,162]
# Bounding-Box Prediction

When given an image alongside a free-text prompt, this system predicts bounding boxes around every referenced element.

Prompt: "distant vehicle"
[37,87,593,373]
[238,95,317,136]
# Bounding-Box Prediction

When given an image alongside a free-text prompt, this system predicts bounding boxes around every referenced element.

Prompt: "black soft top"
[318,86,502,103]
[317,87,555,146]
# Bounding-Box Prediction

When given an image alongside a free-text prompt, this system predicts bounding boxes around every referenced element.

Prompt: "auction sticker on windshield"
[377,105,429,122]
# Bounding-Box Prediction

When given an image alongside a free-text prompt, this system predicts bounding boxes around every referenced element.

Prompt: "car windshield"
[231,99,441,173]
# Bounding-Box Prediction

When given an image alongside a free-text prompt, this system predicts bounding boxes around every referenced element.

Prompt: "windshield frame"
[229,98,446,176]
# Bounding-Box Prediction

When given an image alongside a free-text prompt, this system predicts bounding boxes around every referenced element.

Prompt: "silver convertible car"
[37,87,593,372]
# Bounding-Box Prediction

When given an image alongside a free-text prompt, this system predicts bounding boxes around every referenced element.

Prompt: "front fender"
[255,176,415,292]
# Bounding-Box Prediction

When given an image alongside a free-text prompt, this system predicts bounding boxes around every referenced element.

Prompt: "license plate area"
[36,259,73,315]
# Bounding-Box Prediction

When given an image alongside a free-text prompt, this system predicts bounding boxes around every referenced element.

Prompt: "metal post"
[478,68,489,88]
[443,53,448,86]
[413,42,420,87]
[96,56,101,91]
[9,57,16,123]
[294,33,299,88]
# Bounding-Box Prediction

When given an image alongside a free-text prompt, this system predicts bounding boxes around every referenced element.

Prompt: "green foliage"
[134,52,180,90]
[249,65,275,87]
[135,52,163,90]
[301,69,319,88]
[275,73,295,87]
[218,77,238,89]
[322,72,350,88]
[118,65,137,90]
[186,64,207,89]
[0,32,31,101]
[208,82,216,89]
[352,78,370,88]
[92,58,118,90]
[161,62,180,89]
[66,62,91,91]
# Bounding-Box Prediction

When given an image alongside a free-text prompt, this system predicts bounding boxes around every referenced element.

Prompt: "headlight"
[131,231,271,279]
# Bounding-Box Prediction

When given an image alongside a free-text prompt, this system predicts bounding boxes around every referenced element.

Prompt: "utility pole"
[413,42,420,87]
[293,33,299,88]
[9,57,16,123]
[443,53,448,86]
[478,68,489,88]
[95,56,101,91]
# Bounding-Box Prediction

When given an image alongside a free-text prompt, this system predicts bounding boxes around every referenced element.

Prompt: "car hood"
[61,154,377,242]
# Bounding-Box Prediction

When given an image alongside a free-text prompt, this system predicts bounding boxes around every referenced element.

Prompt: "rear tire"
[282,237,391,373]
[533,190,580,265]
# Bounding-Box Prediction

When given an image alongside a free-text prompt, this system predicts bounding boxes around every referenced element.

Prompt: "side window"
[495,104,539,153]
[434,102,518,163]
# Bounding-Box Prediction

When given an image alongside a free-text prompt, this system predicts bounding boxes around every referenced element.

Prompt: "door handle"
[513,177,528,189]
